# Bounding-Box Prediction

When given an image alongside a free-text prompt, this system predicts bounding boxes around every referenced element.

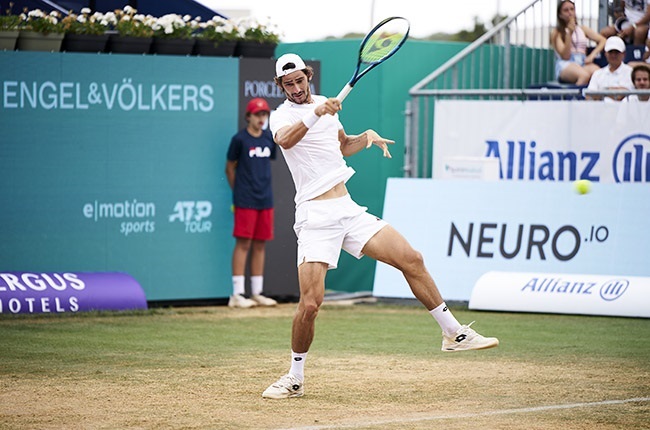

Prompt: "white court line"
[275,397,650,430]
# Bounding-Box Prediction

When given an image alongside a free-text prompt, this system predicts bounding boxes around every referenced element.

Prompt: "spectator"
[225,98,278,308]
[586,36,634,100]
[625,63,650,100]
[601,0,650,46]
[552,0,606,85]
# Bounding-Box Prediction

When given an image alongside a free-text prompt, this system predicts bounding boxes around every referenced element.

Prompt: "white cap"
[605,36,626,52]
[275,53,307,78]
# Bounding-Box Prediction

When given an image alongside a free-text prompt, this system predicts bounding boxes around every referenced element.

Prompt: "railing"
[405,0,608,178]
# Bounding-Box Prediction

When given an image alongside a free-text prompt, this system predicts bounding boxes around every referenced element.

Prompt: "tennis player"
[262,53,499,399]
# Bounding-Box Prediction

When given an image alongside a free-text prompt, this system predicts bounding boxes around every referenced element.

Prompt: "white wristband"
[301,111,319,129]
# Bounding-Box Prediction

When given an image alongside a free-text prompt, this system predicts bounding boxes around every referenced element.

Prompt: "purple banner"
[0,272,147,314]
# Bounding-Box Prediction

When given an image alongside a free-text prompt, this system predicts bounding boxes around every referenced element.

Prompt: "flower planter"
[234,41,277,58]
[107,35,152,54]
[151,37,195,56]
[193,39,236,57]
[62,33,109,53]
[0,30,19,50]
[16,31,64,52]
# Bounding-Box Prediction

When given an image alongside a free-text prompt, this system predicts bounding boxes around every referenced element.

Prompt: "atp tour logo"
[168,201,212,233]
[612,134,650,183]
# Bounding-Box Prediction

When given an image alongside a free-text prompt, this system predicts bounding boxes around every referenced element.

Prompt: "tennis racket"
[336,17,410,102]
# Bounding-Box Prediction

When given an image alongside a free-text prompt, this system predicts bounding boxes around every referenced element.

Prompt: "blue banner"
[0,51,238,301]
[374,179,650,301]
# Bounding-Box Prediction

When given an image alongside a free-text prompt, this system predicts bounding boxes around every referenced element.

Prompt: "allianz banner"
[0,51,238,302]
[432,100,650,183]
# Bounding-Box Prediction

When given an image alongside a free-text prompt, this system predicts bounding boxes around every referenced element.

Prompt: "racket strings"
[359,18,409,64]
[361,33,406,63]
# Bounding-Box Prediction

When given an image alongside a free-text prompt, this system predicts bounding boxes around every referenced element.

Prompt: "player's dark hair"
[274,66,314,92]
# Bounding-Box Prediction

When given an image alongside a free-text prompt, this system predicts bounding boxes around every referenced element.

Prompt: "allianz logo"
[484,133,650,183]
[521,277,629,301]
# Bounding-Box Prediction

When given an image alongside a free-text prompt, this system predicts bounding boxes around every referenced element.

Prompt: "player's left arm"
[339,129,394,158]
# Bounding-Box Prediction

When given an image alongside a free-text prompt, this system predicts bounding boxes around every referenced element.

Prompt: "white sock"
[289,350,307,382]
[251,275,263,296]
[429,302,462,336]
[232,275,245,296]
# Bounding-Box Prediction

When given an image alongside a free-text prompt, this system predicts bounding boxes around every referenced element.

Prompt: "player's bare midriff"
[311,182,348,200]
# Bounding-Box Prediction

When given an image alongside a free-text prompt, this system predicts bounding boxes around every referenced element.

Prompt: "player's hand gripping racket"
[336,17,410,102]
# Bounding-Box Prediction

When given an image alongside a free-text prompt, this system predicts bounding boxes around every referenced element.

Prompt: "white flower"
[81,7,91,14]
[123,5,135,14]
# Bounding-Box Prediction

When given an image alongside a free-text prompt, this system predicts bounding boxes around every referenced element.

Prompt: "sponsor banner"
[0,272,147,314]
[469,271,650,318]
[432,100,650,183]
[373,178,650,301]
[0,52,236,301]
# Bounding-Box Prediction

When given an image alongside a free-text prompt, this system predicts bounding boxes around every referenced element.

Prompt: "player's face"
[634,71,650,89]
[280,71,312,104]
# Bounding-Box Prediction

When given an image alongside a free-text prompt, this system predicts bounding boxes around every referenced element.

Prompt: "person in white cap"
[261,53,499,400]
[586,36,634,101]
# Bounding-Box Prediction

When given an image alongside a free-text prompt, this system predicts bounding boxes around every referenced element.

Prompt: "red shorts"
[233,207,274,241]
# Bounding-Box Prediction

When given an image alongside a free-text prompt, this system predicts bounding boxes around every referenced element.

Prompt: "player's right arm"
[273,99,341,150]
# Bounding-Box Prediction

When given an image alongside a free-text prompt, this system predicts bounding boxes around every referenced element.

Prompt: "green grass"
[1,304,649,429]
[1,304,648,373]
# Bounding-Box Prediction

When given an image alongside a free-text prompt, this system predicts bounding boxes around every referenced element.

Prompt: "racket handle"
[336,84,353,102]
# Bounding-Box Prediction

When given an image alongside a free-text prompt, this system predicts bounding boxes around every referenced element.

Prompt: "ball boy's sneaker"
[442,321,499,352]
[228,294,257,309]
[251,294,277,306]
[262,374,304,399]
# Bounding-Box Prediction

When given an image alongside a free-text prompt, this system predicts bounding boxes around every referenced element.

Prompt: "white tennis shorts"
[293,194,388,269]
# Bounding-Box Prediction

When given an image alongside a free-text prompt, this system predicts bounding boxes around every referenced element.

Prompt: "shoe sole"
[442,338,499,352]
[262,391,304,399]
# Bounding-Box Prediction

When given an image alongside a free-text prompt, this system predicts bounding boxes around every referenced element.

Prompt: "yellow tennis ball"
[573,179,592,195]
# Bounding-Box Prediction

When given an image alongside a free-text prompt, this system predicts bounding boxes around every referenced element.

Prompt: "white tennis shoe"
[442,321,499,352]
[228,294,257,309]
[262,374,304,399]
[251,294,277,307]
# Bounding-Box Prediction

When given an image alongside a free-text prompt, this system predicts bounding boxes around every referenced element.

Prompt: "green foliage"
[61,9,109,35]
[0,3,22,31]
[23,9,65,34]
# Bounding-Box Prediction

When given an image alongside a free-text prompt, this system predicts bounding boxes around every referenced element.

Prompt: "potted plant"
[61,8,110,53]
[16,8,65,52]
[234,16,281,58]
[106,6,154,54]
[0,3,22,50]
[150,13,196,56]
[193,16,239,57]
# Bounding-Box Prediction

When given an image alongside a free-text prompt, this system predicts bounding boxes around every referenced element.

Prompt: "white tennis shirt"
[270,95,355,205]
